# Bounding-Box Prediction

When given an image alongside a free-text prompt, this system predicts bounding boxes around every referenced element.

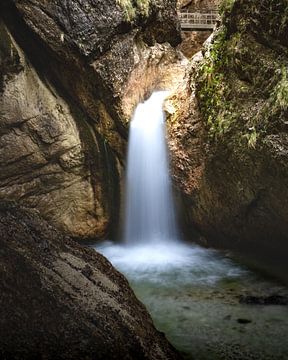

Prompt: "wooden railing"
[179,9,219,30]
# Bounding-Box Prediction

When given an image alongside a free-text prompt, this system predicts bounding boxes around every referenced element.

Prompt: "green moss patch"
[117,0,151,22]
[196,0,288,149]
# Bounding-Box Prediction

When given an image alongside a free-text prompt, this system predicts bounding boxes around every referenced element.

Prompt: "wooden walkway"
[179,10,219,30]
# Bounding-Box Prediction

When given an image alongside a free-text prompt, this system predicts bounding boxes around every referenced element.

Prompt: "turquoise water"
[95,241,288,360]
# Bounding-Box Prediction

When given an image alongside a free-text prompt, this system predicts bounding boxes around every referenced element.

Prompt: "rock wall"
[180,31,212,58]
[0,22,121,239]
[169,0,288,282]
[0,202,182,360]
[0,0,182,239]
[178,0,220,10]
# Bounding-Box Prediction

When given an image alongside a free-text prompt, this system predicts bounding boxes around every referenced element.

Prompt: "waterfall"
[124,91,178,245]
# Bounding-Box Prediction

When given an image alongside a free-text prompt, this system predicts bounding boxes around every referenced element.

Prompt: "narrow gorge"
[0,0,288,359]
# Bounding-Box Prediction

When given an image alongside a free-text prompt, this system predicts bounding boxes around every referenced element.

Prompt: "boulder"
[0,202,182,360]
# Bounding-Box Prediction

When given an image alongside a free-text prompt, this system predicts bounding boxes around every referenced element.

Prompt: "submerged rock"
[237,318,252,324]
[0,202,182,360]
[239,295,288,306]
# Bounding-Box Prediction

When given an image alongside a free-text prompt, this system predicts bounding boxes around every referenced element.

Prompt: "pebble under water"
[95,241,288,360]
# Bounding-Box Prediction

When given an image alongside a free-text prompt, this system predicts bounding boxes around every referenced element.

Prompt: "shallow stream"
[95,241,288,360]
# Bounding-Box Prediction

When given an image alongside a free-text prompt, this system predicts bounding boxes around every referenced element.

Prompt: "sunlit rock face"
[1,0,181,148]
[169,0,288,282]
[0,0,181,238]
[0,202,182,360]
[0,22,120,239]
[180,31,212,58]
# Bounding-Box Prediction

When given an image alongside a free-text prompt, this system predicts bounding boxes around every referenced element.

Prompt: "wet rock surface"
[1,0,181,127]
[0,21,121,239]
[0,202,182,360]
[0,0,182,238]
[179,31,212,58]
[169,0,288,283]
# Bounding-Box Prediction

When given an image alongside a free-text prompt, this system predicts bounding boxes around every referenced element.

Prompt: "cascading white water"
[95,93,256,358]
[124,91,178,244]
[94,91,288,360]
[97,88,244,294]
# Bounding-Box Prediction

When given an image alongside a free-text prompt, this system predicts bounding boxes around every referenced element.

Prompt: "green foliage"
[238,0,288,44]
[197,27,237,139]
[117,0,151,22]
[243,128,258,149]
[219,0,235,16]
[135,0,150,17]
[116,0,136,21]
[197,0,288,149]
[273,66,288,110]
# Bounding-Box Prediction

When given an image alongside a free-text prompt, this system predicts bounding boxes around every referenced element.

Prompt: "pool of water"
[94,241,288,360]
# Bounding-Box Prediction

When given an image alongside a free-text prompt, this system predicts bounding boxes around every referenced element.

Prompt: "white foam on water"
[96,241,247,286]
[96,91,247,287]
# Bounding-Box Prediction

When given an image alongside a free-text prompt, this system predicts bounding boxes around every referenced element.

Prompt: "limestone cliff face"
[0,202,182,360]
[0,21,121,239]
[169,0,288,281]
[0,0,181,238]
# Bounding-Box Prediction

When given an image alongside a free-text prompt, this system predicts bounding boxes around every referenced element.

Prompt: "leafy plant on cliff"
[219,0,235,16]
[117,0,136,21]
[273,66,288,110]
[197,26,238,139]
[117,0,151,21]
[135,0,150,17]
[197,0,288,148]
[243,128,258,149]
